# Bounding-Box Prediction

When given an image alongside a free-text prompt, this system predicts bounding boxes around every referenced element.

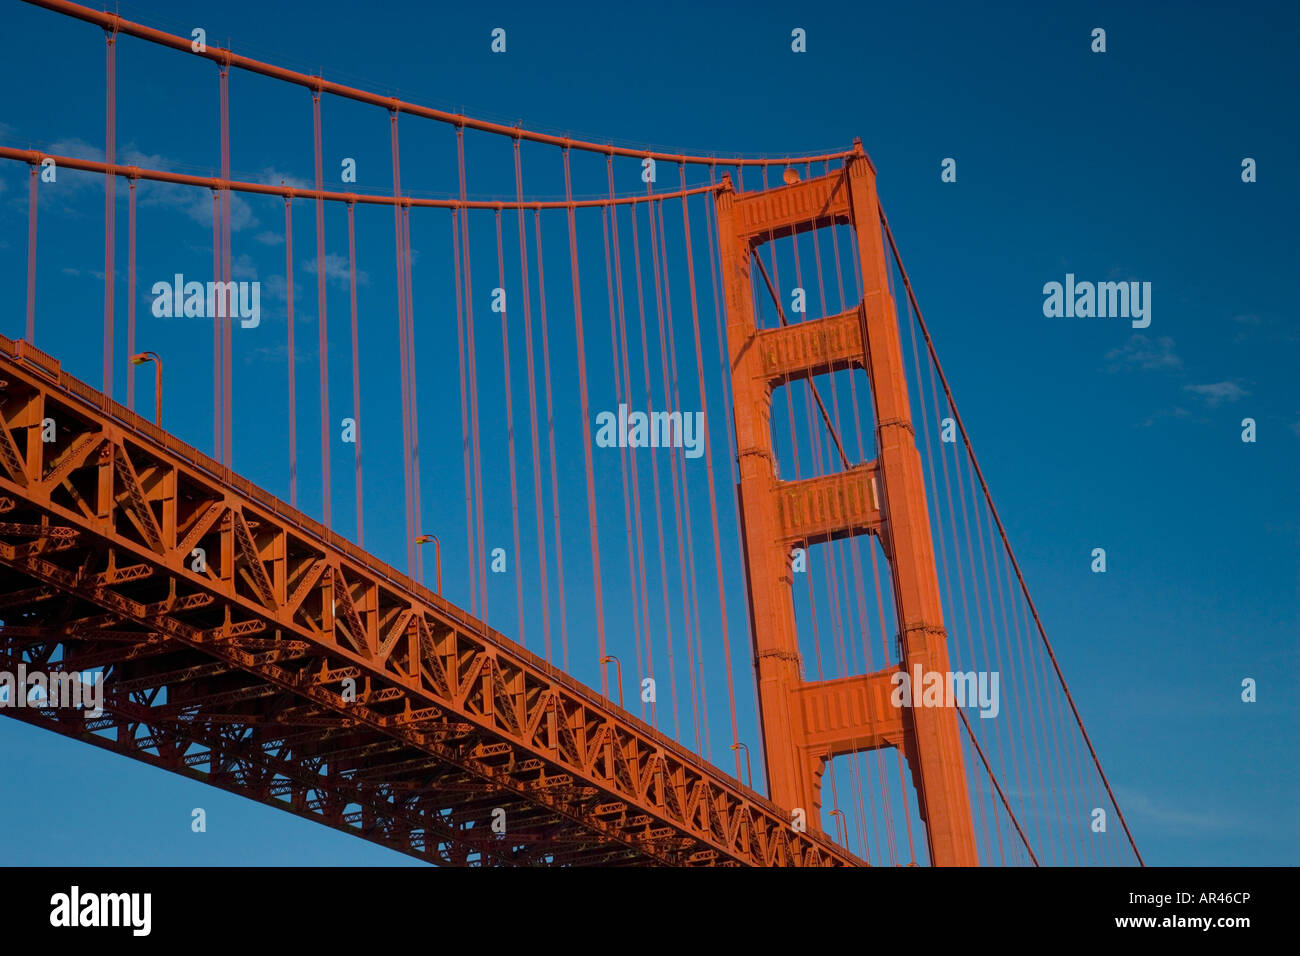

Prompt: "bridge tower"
[715,144,979,865]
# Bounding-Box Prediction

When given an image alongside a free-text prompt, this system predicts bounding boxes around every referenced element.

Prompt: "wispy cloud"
[302,252,369,287]
[1113,788,1248,835]
[1106,334,1182,372]
[34,138,104,205]
[124,146,259,233]
[59,266,110,281]
[1141,406,1192,428]
[47,138,103,163]
[246,341,318,366]
[230,252,259,281]
[1183,381,1248,406]
[1229,312,1265,343]
[20,140,264,233]
[261,168,312,191]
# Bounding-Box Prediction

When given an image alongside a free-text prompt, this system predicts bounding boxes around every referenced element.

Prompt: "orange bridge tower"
[714,143,979,866]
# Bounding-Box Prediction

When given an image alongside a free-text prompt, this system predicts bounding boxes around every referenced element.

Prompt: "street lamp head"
[130,351,163,426]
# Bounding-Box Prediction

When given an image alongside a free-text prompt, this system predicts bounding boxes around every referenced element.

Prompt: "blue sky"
[0,0,1296,866]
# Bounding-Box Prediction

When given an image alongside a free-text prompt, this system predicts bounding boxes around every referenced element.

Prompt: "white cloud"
[1106,334,1182,372]
[1183,381,1248,406]
[1114,788,1246,834]
[302,252,369,287]
[260,167,312,191]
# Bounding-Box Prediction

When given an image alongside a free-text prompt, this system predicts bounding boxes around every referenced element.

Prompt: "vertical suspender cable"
[515,141,552,661]
[702,166,764,780]
[789,216,851,685]
[968,438,1033,857]
[881,225,996,860]
[804,217,865,852]
[496,211,526,646]
[987,486,1049,858]
[285,196,298,506]
[607,158,655,726]
[458,128,488,618]
[26,165,37,343]
[629,201,682,743]
[390,112,415,577]
[534,209,570,670]
[212,191,222,443]
[220,63,232,464]
[211,70,224,459]
[599,202,644,713]
[755,169,843,794]
[650,195,709,755]
[127,178,136,409]
[213,188,223,455]
[880,207,1141,863]
[403,202,422,582]
[452,210,475,608]
[677,170,742,780]
[1000,523,1058,859]
[965,407,1026,862]
[103,28,116,397]
[656,198,712,760]
[808,202,876,844]
[313,90,331,526]
[561,147,609,694]
[347,201,363,545]
[837,178,908,863]
[903,275,1003,863]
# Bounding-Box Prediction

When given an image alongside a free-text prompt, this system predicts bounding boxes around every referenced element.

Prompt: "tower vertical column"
[715,185,812,816]
[845,154,978,866]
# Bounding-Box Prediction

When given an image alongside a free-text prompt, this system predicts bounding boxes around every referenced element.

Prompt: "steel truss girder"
[0,335,859,868]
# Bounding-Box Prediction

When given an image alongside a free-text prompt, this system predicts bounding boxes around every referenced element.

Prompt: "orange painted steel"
[714,148,979,865]
[0,334,860,867]
[21,0,856,169]
[0,147,721,211]
[6,0,1145,871]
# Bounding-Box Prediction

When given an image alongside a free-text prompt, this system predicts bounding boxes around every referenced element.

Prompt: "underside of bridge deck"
[0,334,860,867]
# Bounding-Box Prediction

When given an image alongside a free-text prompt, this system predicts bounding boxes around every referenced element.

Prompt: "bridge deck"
[0,333,860,867]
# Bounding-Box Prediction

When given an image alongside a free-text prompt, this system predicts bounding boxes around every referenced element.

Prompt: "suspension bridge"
[0,0,1143,867]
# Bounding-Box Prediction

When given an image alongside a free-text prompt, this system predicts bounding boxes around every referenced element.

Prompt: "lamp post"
[828,808,848,846]
[129,351,162,425]
[599,655,623,708]
[414,534,441,594]
[730,741,753,789]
